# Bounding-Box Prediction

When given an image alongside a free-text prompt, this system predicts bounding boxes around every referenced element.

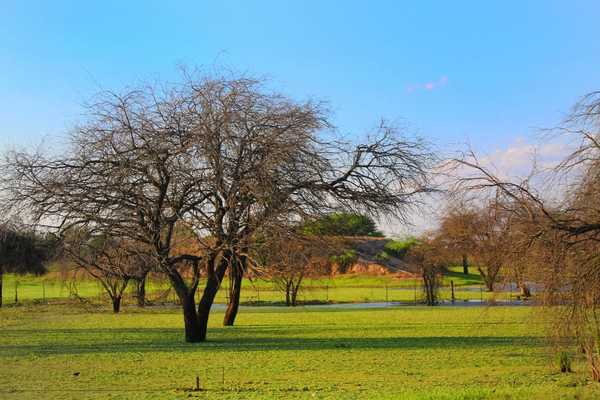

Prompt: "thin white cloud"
[407,75,448,93]
[380,138,573,237]
[480,138,570,179]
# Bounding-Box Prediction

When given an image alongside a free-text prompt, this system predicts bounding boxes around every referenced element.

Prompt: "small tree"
[437,201,511,291]
[63,229,152,313]
[258,231,332,306]
[406,238,444,306]
[436,205,476,275]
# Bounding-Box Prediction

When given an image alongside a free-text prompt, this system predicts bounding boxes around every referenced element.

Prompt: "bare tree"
[405,237,444,306]
[175,75,436,327]
[436,204,477,274]
[449,91,600,379]
[437,200,510,291]
[63,229,153,312]
[1,83,211,340]
[256,228,333,306]
[1,71,436,341]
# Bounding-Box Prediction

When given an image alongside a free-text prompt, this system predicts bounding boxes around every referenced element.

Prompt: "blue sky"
[2,1,600,159]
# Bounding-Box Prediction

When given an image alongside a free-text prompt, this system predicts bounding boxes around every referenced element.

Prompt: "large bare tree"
[1,71,436,341]
[173,75,436,327]
[2,82,211,340]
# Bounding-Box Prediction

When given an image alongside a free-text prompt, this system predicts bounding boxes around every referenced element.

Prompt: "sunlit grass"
[3,269,505,308]
[0,304,596,399]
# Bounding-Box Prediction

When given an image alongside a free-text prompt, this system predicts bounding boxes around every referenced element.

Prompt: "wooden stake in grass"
[195,375,201,391]
[385,284,388,303]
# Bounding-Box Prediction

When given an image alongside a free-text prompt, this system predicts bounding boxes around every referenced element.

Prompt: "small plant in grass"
[557,351,573,373]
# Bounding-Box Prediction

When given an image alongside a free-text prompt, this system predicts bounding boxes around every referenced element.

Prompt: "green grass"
[2,271,511,307]
[0,304,598,399]
[2,268,488,301]
[443,266,485,286]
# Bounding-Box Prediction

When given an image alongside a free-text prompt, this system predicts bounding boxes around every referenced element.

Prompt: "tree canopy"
[1,71,435,341]
[303,212,384,237]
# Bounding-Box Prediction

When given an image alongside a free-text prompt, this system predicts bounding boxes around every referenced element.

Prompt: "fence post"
[450,280,455,304]
[326,284,329,302]
[414,279,417,305]
[385,284,389,303]
[42,281,46,303]
[14,280,18,304]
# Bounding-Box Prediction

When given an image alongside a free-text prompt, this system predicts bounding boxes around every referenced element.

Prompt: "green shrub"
[383,237,418,259]
[556,351,573,373]
[375,251,390,262]
[303,213,383,237]
[330,249,358,272]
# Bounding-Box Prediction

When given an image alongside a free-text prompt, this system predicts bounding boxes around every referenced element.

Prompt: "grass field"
[1,304,599,399]
[1,268,511,307]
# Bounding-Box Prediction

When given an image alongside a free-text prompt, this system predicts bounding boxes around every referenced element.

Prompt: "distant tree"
[304,213,384,237]
[436,202,510,291]
[63,229,153,313]
[256,228,333,306]
[436,205,478,275]
[405,237,444,306]
[0,223,53,307]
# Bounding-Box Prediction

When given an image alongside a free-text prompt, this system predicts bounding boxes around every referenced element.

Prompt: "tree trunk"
[519,283,531,298]
[167,267,203,343]
[422,268,438,306]
[285,288,291,306]
[291,284,299,306]
[136,276,147,307]
[112,296,122,313]
[223,270,242,326]
[197,256,227,341]
[462,254,469,275]
[479,267,495,292]
[181,293,203,343]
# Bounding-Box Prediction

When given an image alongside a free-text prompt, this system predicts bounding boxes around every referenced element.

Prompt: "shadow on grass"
[0,326,543,356]
[443,269,482,285]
